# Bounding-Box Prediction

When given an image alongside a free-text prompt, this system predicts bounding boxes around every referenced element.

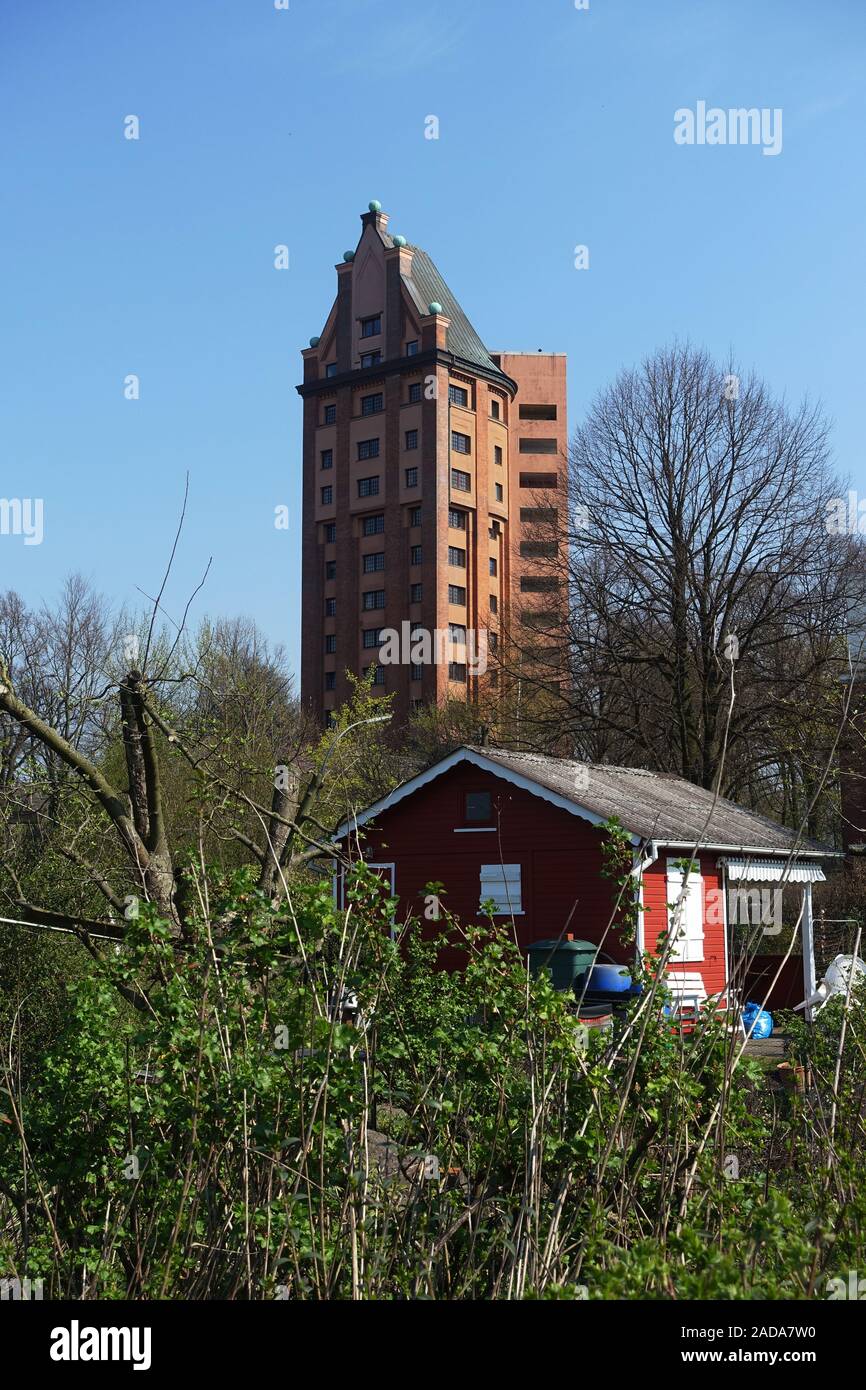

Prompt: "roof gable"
[336,746,835,857]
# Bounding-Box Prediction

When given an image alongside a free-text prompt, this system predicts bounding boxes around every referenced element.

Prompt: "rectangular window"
[449,623,466,644]
[451,469,471,493]
[325,597,336,617]
[451,431,471,454]
[520,540,557,558]
[408,382,422,403]
[410,545,422,565]
[448,384,469,407]
[360,351,381,368]
[320,485,333,505]
[520,506,557,523]
[411,663,424,681]
[491,399,501,420]
[489,632,498,651]
[448,546,466,568]
[409,505,422,527]
[323,404,336,425]
[489,557,497,576]
[410,583,422,602]
[519,403,557,421]
[666,859,705,962]
[406,340,419,356]
[325,363,338,379]
[448,662,467,682]
[361,393,383,416]
[466,791,492,822]
[494,445,503,466]
[325,560,336,580]
[494,483,503,502]
[404,467,419,489]
[480,863,522,914]
[325,635,336,654]
[448,508,466,530]
[405,428,418,450]
[448,584,466,605]
[325,671,336,689]
[362,590,386,611]
[324,522,337,543]
[519,472,558,489]
[357,439,380,461]
[361,315,381,338]
[363,552,385,573]
[363,628,383,648]
[321,448,333,469]
[358,475,380,497]
[520,576,559,592]
[519,438,558,453]
[489,594,498,613]
[363,514,385,535]
[366,664,386,686]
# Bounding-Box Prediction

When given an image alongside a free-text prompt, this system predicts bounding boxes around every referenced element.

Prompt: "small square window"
[451,469,471,493]
[363,514,385,536]
[363,552,385,573]
[361,315,382,338]
[358,475,380,498]
[451,431,471,454]
[466,791,492,823]
[361,393,383,416]
[323,404,337,425]
[448,384,469,407]
[358,439,380,461]
[325,363,338,379]
[448,508,466,530]
[448,546,466,568]
[405,429,418,450]
[360,351,381,368]
[409,382,422,403]
[406,340,419,356]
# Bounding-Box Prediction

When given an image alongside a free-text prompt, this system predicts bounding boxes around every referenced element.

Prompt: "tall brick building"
[298,203,567,725]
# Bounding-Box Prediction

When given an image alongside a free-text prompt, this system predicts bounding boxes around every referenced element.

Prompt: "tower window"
[361,315,382,338]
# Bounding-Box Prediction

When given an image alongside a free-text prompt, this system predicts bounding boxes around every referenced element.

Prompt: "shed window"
[666,859,704,962]
[465,791,492,822]
[480,864,522,915]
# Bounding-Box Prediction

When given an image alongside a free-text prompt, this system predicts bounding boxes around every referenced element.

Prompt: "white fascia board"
[335,746,641,843]
[660,841,837,859]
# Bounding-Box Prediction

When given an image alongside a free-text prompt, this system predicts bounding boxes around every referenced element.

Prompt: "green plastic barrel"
[527,939,599,991]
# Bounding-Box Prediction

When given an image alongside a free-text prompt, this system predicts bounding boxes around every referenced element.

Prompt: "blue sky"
[1,0,864,678]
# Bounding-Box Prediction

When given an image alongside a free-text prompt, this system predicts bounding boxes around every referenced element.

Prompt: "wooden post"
[802,883,817,1024]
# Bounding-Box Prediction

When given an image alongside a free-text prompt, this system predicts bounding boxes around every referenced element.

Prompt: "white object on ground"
[794,954,866,1015]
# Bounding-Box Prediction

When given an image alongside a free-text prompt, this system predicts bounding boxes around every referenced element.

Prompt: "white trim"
[720,857,826,884]
[802,882,817,1024]
[335,747,641,842]
[721,862,731,1001]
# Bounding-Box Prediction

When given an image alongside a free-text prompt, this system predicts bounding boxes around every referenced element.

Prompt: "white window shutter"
[480,864,522,914]
[666,859,704,961]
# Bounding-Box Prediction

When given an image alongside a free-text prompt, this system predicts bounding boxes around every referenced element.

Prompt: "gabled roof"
[399,246,511,384]
[336,746,836,857]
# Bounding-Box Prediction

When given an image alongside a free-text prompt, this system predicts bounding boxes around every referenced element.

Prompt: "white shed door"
[666,859,705,962]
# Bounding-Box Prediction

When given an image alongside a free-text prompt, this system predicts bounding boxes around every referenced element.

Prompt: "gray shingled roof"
[464,747,833,855]
[400,246,512,385]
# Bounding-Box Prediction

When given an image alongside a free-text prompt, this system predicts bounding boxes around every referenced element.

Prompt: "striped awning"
[720,858,826,884]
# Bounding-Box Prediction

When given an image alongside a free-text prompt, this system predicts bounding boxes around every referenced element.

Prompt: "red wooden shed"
[335,746,835,1012]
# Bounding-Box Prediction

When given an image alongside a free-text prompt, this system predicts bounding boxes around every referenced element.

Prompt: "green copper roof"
[401,247,511,385]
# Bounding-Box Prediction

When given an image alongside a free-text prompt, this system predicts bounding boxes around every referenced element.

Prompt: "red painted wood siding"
[347,762,629,964]
[640,855,727,998]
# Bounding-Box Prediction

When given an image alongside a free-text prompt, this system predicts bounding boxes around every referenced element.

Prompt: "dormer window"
[361,315,382,338]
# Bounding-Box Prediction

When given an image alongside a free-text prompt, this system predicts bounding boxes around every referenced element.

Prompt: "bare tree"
[505,344,865,818]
